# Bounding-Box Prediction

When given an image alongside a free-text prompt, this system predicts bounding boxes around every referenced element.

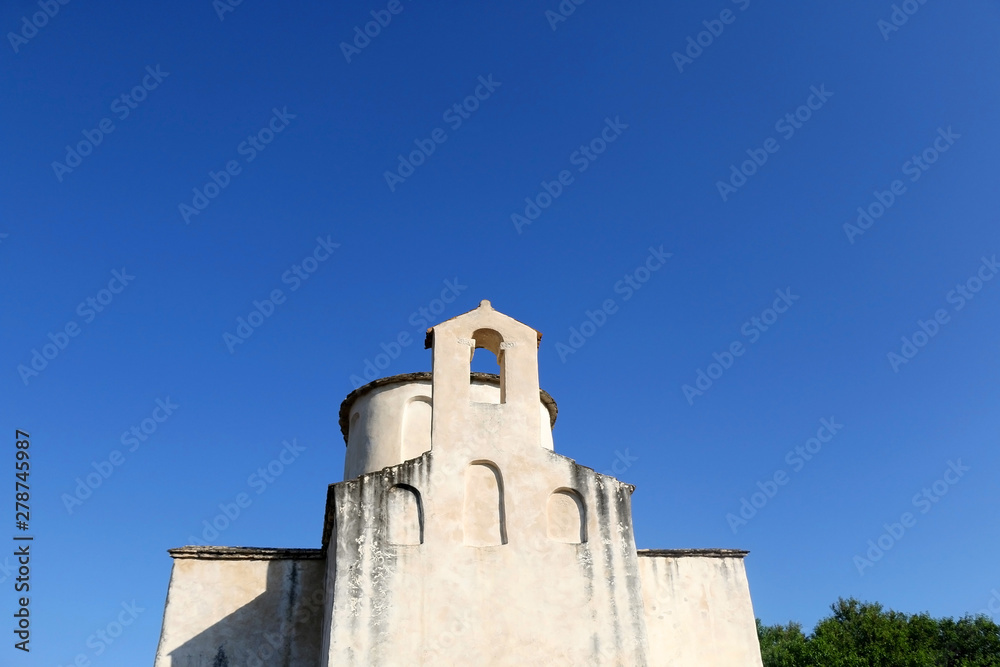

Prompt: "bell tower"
[428,299,543,455]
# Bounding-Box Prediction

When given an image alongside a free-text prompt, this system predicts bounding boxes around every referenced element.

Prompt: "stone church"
[154,301,764,665]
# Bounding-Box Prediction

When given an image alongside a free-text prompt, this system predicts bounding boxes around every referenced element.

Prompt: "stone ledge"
[637,548,750,559]
[168,546,324,561]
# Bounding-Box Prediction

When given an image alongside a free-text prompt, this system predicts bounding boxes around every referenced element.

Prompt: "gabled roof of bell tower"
[423,300,542,349]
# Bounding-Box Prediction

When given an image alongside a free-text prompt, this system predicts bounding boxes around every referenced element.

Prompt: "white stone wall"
[153,550,325,666]
[322,452,649,665]
[638,551,764,666]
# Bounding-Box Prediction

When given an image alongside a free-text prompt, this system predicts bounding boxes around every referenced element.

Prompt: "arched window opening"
[470,328,506,403]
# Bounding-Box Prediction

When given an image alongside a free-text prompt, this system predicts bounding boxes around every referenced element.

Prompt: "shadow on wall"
[163,555,326,667]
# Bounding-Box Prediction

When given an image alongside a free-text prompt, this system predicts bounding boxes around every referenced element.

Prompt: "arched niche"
[463,461,507,546]
[387,484,423,546]
[401,396,432,461]
[547,488,586,544]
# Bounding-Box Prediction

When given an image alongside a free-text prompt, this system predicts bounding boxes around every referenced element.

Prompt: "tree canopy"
[758,598,1000,666]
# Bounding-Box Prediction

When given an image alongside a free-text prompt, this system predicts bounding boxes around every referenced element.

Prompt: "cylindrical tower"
[338,372,558,480]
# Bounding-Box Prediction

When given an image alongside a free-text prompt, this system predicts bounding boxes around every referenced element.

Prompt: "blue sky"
[2,0,999,663]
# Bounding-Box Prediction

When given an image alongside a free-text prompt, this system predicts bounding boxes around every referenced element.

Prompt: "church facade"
[154,301,764,665]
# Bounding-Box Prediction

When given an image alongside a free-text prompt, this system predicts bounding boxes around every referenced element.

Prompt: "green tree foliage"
[757,598,1000,666]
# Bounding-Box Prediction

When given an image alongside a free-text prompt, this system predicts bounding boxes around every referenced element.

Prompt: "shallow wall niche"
[401,396,432,461]
[387,484,422,546]
[463,462,507,546]
[547,489,586,544]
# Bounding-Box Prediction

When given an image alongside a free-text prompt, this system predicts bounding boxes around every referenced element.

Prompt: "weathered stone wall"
[322,452,649,666]
[153,548,326,667]
[638,550,764,666]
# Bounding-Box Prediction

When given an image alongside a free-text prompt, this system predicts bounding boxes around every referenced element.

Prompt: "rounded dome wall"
[339,373,558,480]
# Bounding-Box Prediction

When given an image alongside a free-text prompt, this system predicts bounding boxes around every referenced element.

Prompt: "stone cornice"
[168,546,324,560]
[637,548,750,559]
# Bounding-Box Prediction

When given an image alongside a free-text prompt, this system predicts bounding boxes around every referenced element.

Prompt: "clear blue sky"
[2,0,999,664]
